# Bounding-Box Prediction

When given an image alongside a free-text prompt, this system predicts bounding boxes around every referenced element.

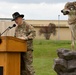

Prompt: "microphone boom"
[0,24,16,44]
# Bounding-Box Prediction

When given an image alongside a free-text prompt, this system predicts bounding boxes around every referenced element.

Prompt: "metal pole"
[58,15,60,40]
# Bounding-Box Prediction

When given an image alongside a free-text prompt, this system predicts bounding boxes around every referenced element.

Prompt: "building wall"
[35,27,71,40]
[0,20,71,40]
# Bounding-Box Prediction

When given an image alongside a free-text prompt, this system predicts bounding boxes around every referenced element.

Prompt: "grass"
[33,40,71,75]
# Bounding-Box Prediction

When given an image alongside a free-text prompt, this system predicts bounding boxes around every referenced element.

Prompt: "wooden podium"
[0,36,27,75]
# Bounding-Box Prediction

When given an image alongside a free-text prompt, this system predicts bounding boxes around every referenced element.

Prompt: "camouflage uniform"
[14,21,36,75]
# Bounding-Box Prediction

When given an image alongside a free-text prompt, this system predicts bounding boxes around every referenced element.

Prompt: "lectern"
[0,36,27,75]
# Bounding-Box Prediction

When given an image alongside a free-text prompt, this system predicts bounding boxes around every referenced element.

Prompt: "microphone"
[9,24,16,29]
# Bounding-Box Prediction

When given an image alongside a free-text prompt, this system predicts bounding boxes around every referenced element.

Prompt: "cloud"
[0,2,68,20]
[0,0,75,3]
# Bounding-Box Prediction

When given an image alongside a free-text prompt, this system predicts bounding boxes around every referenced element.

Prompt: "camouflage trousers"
[21,50,35,75]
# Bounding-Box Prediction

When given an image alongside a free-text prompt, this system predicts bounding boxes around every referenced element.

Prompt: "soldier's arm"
[27,24,36,39]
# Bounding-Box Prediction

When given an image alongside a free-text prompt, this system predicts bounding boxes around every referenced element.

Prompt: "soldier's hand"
[24,37,28,40]
[18,37,28,40]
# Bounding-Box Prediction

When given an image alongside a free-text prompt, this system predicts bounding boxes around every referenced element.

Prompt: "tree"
[39,23,56,40]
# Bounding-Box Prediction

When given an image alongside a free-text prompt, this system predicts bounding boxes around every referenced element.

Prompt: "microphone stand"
[1,27,10,36]
[0,26,11,44]
[0,24,16,44]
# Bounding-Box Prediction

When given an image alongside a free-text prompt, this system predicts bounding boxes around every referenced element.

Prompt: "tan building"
[0,19,71,40]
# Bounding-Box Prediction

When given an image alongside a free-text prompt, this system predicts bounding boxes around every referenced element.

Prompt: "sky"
[0,0,75,20]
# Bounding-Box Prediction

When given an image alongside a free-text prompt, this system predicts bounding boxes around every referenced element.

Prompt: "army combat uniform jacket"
[14,21,36,50]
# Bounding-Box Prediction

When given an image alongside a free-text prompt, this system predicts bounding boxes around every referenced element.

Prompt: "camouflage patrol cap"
[12,12,24,21]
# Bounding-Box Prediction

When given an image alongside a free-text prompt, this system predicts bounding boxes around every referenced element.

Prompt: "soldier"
[12,12,36,75]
